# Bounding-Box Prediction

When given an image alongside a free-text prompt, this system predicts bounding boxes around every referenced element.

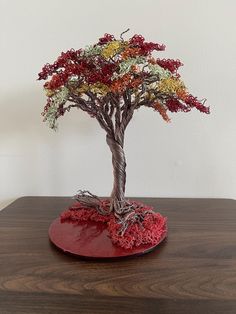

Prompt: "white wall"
[1,0,236,209]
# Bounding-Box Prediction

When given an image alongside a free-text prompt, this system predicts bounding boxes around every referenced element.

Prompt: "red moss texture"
[60,200,167,249]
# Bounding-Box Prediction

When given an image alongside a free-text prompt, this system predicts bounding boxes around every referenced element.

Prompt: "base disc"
[49,218,167,259]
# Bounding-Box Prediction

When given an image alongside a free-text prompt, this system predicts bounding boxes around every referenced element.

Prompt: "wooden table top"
[0,197,236,314]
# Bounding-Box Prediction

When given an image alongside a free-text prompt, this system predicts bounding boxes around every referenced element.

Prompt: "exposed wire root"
[74,190,152,234]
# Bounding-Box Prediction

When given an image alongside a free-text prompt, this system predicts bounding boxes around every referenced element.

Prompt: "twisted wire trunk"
[106,134,126,215]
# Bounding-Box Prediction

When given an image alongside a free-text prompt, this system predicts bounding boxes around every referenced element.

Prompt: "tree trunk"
[106,134,126,215]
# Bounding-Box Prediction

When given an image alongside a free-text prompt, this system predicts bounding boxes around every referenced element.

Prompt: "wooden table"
[0,197,236,314]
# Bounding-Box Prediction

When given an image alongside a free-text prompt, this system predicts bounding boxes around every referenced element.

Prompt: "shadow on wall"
[0,85,100,208]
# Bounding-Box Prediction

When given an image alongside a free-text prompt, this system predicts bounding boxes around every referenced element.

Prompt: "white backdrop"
[1,0,236,209]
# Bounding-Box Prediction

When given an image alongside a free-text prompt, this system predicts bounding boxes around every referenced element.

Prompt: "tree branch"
[68,95,97,116]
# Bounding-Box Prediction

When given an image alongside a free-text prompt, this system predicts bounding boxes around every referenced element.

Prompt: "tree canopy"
[38,32,209,132]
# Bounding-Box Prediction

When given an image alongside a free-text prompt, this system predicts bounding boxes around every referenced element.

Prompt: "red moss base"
[60,200,167,250]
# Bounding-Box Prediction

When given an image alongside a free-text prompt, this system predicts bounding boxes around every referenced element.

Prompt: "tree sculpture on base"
[38,31,209,254]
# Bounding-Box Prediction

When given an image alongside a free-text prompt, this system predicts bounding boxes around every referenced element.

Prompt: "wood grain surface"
[0,197,236,314]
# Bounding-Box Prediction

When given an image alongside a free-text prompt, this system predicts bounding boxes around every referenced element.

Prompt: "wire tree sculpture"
[38,31,209,249]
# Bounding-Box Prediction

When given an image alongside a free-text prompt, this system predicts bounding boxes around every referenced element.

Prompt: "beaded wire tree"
[38,31,209,255]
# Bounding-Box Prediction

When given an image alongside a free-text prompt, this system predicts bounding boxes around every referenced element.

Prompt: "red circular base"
[49,218,167,259]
